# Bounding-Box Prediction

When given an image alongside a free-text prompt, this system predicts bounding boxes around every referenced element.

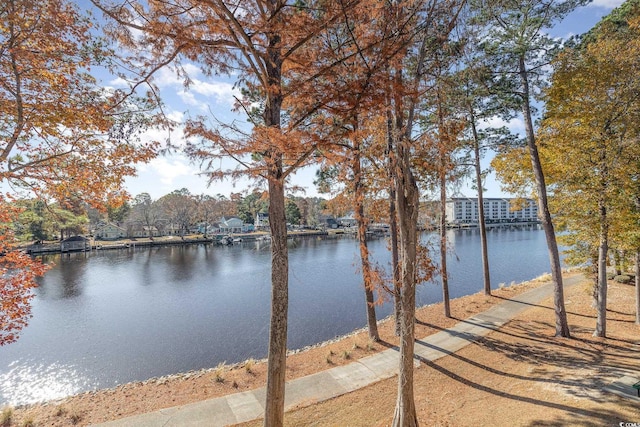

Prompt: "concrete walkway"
[93,275,585,427]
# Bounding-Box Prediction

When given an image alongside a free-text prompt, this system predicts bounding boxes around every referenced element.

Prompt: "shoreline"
[4,272,562,420]
[22,230,349,256]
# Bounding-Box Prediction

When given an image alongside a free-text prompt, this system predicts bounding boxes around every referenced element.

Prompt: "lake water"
[0,226,552,405]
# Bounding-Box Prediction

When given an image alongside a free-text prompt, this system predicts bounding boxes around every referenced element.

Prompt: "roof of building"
[62,235,88,242]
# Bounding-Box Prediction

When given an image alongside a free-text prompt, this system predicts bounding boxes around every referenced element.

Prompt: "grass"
[244,358,255,375]
[1,407,12,427]
[326,352,334,365]
[70,413,81,425]
[214,361,226,383]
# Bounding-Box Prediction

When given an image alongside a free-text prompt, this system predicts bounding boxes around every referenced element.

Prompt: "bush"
[614,275,632,284]
[606,272,616,280]
[1,407,12,427]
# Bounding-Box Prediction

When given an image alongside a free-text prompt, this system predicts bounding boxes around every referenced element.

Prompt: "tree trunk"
[439,172,451,318]
[263,23,287,426]
[635,251,640,325]
[471,115,491,295]
[594,198,608,337]
[614,250,622,275]
[389,185,401,336]
[387,109,402,336]
[391,138,419,427]
[519,56,570,338]
[436,83,450,318]
[264,175,289,427]
[353,144,379,342]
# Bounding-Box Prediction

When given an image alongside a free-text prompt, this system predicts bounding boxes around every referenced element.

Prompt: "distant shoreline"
[22,229,349,256]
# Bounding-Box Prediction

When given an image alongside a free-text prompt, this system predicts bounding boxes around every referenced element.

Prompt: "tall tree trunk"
[389,182,402,337]
[634,249,640,325]
[613,250,622,275]
[519,56,570,338]
[439,172,451,318]
[436,83,450,318]
[353,143,379,342]
[392,138,419,427]
[594,198,608,337]
[263,23,287,426]
[264,175,289,427]
[387,122,402,336]
[470,115,491,295]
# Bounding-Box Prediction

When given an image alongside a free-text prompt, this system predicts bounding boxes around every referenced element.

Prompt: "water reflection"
[0,360,91,404]
[36,253,89,299]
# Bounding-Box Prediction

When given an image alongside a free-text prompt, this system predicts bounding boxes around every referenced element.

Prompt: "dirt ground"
[5,271,640,426]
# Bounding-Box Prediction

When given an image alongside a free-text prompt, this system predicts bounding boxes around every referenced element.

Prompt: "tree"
[93,1,386,424]
[386,2,463,424]
[130,193,161,238]
[107,201,131,224]
[539,5,640,337]
[15,199,51,241]
[237,192,268,225]
[285,199,301,225]
[454,33,519,297]
[0,0,158,345]
[418,43,468,319]
[215,193,237,219]
[301,0,432,343]
[195,194,220,237]
[50,206,89,240]
[0,200,47,345]
[477,0,588,338]
[157,188,196,237]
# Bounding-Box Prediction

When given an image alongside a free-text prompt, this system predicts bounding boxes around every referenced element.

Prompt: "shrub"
[614,275,632,284]
[244,358,255,374]
[1,407,13,427]
[326,353,333,364]
[214,361,226,383]
[606,272,616,280]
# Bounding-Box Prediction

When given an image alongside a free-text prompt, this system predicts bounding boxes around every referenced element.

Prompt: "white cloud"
[479,116,525,134]
[177,90,204,109]
[190,79,239,108]
[149,156,194,185]
[589,0,624,8]
[181,63,202,76]
[149,62,239,109]
[107,77,129,88]
[153,67,185,88]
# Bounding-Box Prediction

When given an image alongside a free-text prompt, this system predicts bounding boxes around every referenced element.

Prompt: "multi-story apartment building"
[445,197,539,224]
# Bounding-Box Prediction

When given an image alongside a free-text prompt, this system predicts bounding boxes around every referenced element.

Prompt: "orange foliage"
[0,196,48,345]
[1,0,160,207]
[1,0,161,343]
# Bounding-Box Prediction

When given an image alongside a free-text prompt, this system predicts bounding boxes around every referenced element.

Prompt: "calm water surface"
[0,227,552,405]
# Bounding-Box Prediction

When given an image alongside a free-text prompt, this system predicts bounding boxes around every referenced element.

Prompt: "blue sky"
[120,0,626,201]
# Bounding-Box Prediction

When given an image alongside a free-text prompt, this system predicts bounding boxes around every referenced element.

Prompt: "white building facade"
[445,198,539,224]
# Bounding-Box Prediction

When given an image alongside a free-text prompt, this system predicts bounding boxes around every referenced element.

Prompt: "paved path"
[93,275,585,427]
